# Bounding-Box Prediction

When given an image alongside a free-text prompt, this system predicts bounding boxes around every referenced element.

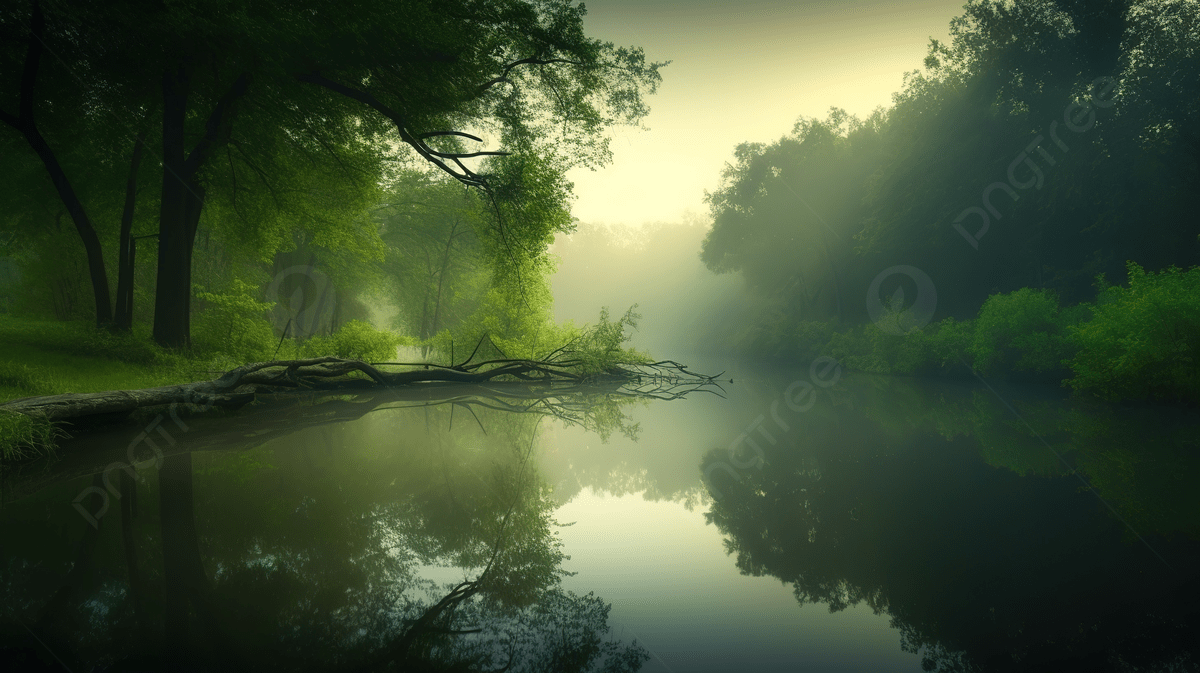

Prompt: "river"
[2,360,1197,671]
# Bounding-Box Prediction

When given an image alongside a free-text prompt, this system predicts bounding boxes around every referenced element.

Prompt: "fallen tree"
[0,352,722,424]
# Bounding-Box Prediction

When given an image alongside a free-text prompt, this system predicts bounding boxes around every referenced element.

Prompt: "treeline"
[702,0,1199,401]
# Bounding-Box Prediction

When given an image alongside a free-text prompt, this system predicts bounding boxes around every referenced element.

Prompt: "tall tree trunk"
[0,0,112,327]
[154,66,193,348]
[115,129,147,331]
[153,69,248,348]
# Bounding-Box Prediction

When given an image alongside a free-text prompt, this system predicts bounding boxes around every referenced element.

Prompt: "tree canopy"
[701,0,1199,342]
[0,0,665,346]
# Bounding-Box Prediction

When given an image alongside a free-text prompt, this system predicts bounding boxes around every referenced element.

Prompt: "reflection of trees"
[701,405,1200,672]
[838,374,1200,538]
[0,390,666,671]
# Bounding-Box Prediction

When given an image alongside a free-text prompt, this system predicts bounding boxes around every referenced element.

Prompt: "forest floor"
[0,316,195,403]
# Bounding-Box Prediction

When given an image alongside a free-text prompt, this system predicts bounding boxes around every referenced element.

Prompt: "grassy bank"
[0,316,197,401]
[0,315,410,462]
[0,317,203,461]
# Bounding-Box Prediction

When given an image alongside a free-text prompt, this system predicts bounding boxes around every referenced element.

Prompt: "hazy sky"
[564,0,967,226]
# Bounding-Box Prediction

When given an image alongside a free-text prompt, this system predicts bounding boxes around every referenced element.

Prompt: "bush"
[924,317,974,372]
[969,288,1075,378]
[192,279,276,362]
[299,319,407,362]
[566,306,651,376]
[825,323,926,374]
[1066,262,1200,402]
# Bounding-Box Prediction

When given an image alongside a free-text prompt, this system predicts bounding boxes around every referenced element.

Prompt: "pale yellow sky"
[564,0,967,226]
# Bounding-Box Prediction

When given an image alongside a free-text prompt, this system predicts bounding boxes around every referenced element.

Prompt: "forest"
[1,0,1198,671]
[698,0,1199,403]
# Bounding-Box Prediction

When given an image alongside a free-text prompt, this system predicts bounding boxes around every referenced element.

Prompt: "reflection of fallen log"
[1,374,723,504]
[0,353,721,423]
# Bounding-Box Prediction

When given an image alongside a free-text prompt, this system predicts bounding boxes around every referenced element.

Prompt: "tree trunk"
[153,69,248,348]
[154,66,193,348]
[0,1,112,327]
[115,130,147,331]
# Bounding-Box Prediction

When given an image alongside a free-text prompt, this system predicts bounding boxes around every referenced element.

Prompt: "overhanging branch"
[295,71,503,189]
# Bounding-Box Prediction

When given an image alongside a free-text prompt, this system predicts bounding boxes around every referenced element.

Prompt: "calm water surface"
[2,361,1198,671]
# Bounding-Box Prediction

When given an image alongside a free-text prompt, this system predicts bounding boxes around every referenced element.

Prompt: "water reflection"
[2,370,1197,671]
[700,372,1200,672]
[1,384,672,671]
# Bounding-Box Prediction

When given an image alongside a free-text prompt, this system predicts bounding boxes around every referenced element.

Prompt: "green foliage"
[193,278,277,363]
[732,308,840,364]
[296,319,409,362]
[1066,262,1200,402]
[811,291,1081,379]
[376,171,492,340]
[825,323,928,375]
[969,288,1078,377]
[701,108,884,322]
[564,305,651,377]
[0,407,59,462]
[2,0,665,339]
[924,317,975,371]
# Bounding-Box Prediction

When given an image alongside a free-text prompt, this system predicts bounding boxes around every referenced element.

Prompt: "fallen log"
[0,354,722,423]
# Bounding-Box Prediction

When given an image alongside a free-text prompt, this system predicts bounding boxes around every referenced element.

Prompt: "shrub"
[825,324,910,374]
[924,317,975,372]
[192,279,276,362]
[1066,262,1200,402]
[969,288,1073,377]
[301,319,407,362]
[566,306,651,376]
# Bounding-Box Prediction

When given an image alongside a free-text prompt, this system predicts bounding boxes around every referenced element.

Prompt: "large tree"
[1,0,664,347]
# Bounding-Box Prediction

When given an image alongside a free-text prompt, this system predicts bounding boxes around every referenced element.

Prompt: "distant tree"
[701,108,885,324]
[704,0,1200,340]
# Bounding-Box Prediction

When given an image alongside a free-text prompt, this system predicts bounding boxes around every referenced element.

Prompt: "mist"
[549,214,752,363]
[2,1,1198,671]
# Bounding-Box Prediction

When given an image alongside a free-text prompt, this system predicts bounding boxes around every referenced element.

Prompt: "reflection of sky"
[554,487,918,672]
[540,363,921,671]
[563,0,967,226]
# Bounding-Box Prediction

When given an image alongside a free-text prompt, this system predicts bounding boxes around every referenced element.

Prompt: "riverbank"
[0,317,200,461]
[731,262,1200,407]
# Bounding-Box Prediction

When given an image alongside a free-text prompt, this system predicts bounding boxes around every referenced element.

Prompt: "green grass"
[0,316,206,462]
[0,408,61,462]
[0,343,190,401]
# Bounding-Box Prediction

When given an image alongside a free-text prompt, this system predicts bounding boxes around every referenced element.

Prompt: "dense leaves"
[702,0,1199,346]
